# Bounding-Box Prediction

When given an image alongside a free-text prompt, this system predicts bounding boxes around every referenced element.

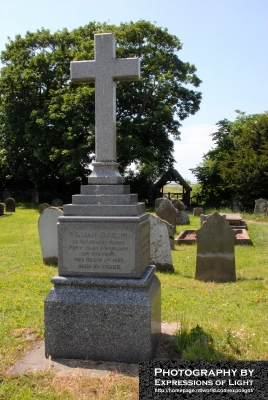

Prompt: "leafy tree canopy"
[191,111,268,209]
[0,20,202,201]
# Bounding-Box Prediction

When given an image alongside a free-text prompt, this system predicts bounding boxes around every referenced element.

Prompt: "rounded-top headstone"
[5,198,16,212]
[38,207,63,264]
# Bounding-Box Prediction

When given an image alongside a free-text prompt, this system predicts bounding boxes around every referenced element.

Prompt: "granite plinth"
[44,266,161,363]
[63,203,145,216]
[72,193,138,205]
[58,213,150,278]
[80,185,130,195]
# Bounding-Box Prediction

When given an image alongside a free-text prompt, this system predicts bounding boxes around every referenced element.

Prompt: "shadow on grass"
[169,325,240,361]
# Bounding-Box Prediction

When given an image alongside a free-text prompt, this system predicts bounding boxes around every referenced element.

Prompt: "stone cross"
[70,33,140,165]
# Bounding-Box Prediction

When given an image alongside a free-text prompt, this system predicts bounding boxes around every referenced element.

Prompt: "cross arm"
[70,60,96,83]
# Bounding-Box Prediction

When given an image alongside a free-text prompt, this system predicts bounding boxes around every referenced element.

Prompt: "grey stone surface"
[38,207,63,264]
[155,199,177,233]
[195,212,236,282]
[51,198,62,207]
[39,203,51,214]
[71,33,139,184]
[154,197,165,210]
[81,184,130,195]
[72,193,138,205]
[193,207,203,216]
[149,215,174,271]
[44,33,161,364]
[8,322,179,376]
[176,210,190,225]
[45,266,161,363]
[58,213,150,278]
[172,199,186,211]
[63,202,145,216]
[162,219,175,250]
[5,197,15,212]
[254,198,268,215]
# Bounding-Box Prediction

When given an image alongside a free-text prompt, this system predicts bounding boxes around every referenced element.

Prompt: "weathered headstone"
[156,198,177,233]
[254,198,268,215]
[0,204,4,216]
[193,207,203,217]
[162,219,175,250]
[5,198,15,212]
[155,197,165,210]
[51,198,62,207]
[38,207,63,264]
[149,215,174,271]
[39,203,51,214]
[44,33,161,363]
[195,213,236,282]
[172,199,186,211]
[176,210,190,225]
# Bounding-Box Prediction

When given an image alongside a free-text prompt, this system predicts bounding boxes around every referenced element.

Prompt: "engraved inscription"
[62,226,135,274]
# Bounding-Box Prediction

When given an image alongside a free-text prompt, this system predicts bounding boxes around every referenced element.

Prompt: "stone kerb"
[195,212,236,282]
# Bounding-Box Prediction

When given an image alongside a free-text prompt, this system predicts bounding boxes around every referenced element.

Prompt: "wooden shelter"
[150,168,192,206]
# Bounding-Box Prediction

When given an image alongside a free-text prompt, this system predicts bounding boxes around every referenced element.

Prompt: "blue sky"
[1,0,267,182]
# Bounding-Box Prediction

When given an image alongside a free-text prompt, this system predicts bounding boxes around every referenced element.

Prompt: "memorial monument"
[44,33,161,363]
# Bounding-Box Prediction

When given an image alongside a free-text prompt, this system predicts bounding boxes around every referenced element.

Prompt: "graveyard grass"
[1,205,268,398]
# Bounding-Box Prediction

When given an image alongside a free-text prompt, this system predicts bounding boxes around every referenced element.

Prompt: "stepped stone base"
[44,266,161,363]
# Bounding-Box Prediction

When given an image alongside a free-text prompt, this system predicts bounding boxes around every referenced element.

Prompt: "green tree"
[219,112,268,209]
[0,21,202,201]
[191,111,268,209]
[190,118,234,207]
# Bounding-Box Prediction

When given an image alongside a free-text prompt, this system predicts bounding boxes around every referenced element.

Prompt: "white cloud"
[172,124,216,183]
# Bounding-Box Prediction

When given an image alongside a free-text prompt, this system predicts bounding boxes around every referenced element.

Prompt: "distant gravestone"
[200,214,211,226]
[193,207,203,217]
[195,212,236,282]
[38,207,63,264]
[155,198,165,210]
[0,204,4,216]
[5,198,16,212]
[39,203,51,214]
[156,198,177,233]
[172,199,186,211]
[51,198,63,207]
[177,210,190,225]
[149,215,174,271]
[254,198,268,215]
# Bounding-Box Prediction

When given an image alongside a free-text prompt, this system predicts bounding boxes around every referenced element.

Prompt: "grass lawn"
[0,204,268,399]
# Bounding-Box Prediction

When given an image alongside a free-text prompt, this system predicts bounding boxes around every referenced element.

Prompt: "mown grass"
[161,212,268,361]
[0,204,268,398]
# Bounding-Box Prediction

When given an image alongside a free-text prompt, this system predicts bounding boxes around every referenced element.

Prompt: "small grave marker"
[5,198,16,212]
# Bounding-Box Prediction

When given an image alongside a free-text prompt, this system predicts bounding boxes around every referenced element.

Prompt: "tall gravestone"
[195,213,236,282]
[44,33,161,363]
